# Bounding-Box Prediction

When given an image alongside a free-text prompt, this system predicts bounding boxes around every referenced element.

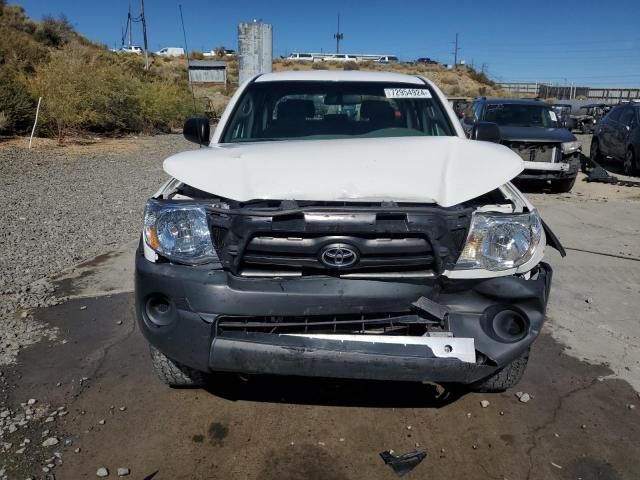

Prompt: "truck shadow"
[203,373,467,408]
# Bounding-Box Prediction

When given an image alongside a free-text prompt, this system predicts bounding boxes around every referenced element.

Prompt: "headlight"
[455,212,542,271]
[561,141,581,154]
[143,200,218,264]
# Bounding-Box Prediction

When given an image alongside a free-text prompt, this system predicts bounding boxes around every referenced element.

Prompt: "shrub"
[311,62,325,70]
[0,69,35,133]
[343,61,359,71]
[30,45,94,142]
[0,111,8,132]
[33,15,75,47]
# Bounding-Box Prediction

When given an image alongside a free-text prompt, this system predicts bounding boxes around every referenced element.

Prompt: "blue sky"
[17,0,640,87]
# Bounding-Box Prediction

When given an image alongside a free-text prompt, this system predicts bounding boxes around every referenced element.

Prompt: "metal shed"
[188,60,227,84]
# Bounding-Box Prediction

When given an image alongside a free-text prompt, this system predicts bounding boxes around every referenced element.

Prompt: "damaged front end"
[135,178,560,388]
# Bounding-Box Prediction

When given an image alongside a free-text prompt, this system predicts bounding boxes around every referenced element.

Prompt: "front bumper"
[517,154,580,181]
[135,249,552,384]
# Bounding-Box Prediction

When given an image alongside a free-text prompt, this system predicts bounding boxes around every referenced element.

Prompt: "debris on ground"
[41,437,59,447]
[480,400,490,408]
[551,462,563,469]
[379,449,427,477]
[117,467,130,476]
[96,467,109,477]
[516,392,531,403]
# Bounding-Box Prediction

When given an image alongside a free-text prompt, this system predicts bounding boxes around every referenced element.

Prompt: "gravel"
[0,135,187,365]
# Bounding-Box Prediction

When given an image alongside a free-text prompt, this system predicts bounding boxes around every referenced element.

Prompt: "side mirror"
[183,117,211,146]
[471,121,501,143]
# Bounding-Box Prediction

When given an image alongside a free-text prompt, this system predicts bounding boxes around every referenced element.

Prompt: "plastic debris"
[379,449,427,477]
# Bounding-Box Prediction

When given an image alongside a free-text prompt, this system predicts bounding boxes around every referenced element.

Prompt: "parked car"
[461,97,581,192]
[551,104,572,129]
[155,47,185,57]
[318,54,359,63]
[568,104,611,133]
[416,57,439,65]
[119,45,143,55]
[136,70,564,393]
[591,102,640,175]
[376,55,399,64]
[448,97,471,119]
[286,52,315,61]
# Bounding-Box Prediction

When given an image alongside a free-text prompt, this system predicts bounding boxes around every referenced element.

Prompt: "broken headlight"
[455,212,542,271]
[143,200,218,264]
[561,141,581,154]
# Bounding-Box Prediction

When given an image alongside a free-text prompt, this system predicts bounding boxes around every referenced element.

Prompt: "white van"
[156,47,185,57]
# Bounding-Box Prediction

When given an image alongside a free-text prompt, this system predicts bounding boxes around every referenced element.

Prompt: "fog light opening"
[492,309,528,342]
[145,295,175,327]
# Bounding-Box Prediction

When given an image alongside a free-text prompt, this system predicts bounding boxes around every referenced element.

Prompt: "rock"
[0,410,9,418]
[98,419,105,425]
[406,425,412,430]
[551,462,563,469]
[585,297,593,304]
[627,404,636,410]
[118,406,126,412]
[499,411,504,416]
[27,398,36,405]
[116,320,123,325]
[42,437,59,447]
[74,447,81,453]
[480,400,490,408]
[117,467,130,476]
[581,424,587,429]
[45,416,55,423]
[42,467,50,473]
[96,467,109,477]
[80,306,87,310]
[518,393,531,403]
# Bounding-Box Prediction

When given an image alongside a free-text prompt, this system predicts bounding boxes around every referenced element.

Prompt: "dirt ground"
[1,134,640,479]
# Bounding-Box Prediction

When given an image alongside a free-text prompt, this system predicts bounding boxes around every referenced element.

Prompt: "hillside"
[0,2,500,142]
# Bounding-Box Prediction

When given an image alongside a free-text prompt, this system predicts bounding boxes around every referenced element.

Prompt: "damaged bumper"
[518,155,580,181]
[135,249,552,384]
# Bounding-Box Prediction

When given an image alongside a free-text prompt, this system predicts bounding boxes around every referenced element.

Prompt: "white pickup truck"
[135,70,565,393]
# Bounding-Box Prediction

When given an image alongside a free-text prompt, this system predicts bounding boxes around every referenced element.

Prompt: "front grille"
[240,235,435,275]
[217,312,446,336]
[507,142,560,163]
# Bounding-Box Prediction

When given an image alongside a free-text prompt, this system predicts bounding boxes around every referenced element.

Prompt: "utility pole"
[140,0,149,69]
[127,5,133,48]
[333,13,343,54]
[451,33,460,66]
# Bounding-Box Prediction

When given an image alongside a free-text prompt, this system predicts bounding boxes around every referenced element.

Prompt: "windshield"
[221,80,454,143]
[483,103,558,128]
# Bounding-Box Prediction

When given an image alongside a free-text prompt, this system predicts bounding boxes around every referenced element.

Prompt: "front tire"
[470,350,529,393]
[149,346,207,388]
[623,148,638,176]
[551,176,577,193]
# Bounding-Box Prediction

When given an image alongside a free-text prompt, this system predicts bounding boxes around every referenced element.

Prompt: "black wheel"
[149,346,207,388]
[551,176,577,193]
[623,148,638,176]
[470,349,529,393]
[590,138,602,163]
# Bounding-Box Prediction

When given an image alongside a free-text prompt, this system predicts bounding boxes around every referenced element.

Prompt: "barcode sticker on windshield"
[384,88,432,99]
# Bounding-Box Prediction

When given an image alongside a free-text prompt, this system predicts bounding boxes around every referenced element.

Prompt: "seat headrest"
[277,99,315,122]
[360,100,395,123]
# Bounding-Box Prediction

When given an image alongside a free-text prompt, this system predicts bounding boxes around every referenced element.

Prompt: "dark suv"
[462,98,581,192]
[591,103,640,176]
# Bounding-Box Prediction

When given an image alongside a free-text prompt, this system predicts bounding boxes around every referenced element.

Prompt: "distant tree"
[214,46,226,57]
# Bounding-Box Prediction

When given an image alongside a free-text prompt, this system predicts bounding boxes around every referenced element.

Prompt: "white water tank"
[238,21,272,84]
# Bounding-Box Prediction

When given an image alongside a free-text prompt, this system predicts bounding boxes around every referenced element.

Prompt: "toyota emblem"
[319,244,359,268]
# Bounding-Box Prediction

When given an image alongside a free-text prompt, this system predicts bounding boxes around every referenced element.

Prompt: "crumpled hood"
[164,136,524,208]
[499,126,576,143]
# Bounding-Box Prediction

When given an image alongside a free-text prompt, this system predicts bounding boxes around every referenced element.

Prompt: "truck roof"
[254,70,426,85]
[482,98,547,106]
